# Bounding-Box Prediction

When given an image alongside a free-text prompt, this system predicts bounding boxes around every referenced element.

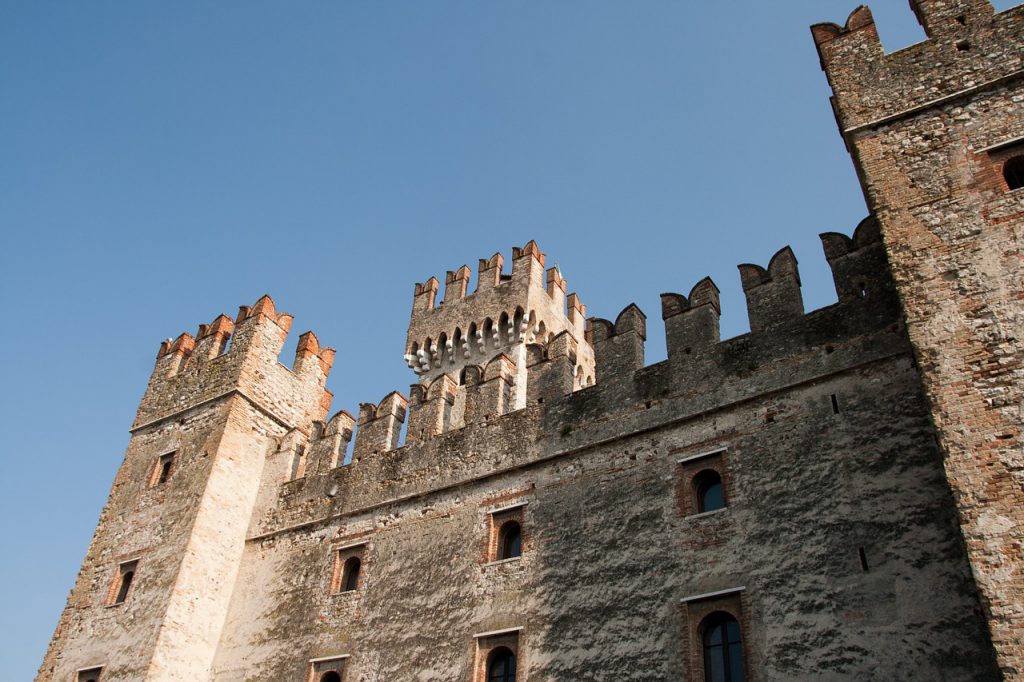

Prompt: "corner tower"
[37,296,335,681]
[814,1,1024,675]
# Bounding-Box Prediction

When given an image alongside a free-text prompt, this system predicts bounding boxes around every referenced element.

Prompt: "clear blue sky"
[3,1,1017,677]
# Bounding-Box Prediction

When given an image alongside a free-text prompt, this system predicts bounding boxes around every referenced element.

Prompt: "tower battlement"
[812,1,1023,131]
[405,240,594,392]
[135,294,335,431]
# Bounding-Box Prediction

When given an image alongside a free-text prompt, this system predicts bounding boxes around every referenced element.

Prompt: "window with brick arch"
[487,647,516,682]
[320,672,342,682]
[694,470,725,513]
[702,611,744,682]
[498,521,521,560]
[1004,155,1024,191]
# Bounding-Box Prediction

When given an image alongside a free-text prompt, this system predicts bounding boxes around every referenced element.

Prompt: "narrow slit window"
[149,452,176,487]
[331,546,366,594]
[830,394,840,414]
[858,547,870,572]
[109,560,138,605]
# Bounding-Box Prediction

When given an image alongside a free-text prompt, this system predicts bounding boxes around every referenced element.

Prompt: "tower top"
[405,240,593,388]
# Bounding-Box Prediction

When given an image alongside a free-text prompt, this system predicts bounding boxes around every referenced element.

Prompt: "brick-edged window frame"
[147,451,177,488]
[473,627,522,682]
[978,137,1024,193]
[676,446,732,518]
[680,587,750,682]
[330,543,367,594]
[105,558,140,606]
[307,654,349,682]
[484,502,528,564]
[75,666,104,682]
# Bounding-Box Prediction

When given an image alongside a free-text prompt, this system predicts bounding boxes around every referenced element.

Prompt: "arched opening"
[342,556,361,592]
[437,332,449,366]
[482,319,493,350]
[701,611,744,682]
[513,307,525,343]
[1004,155,1024,191]
[320,672,342,682]
[498,521,522,560]
[115,570,134,604]
[694,470,725,513]
[487,646,517,682]
[498,312,510,345]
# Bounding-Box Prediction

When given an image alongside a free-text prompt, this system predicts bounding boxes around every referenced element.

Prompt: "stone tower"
[36,297,336,681]
[813,0,1024,676]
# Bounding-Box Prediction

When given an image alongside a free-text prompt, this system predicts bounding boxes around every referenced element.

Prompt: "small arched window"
[487,647,517,682]
[694,470,725,513]
[1004,156,1024,191]
[342,556,361,592]
[115,570,134,604]
[498,521,522,560]
[702,611,744,682]
[320,672,342,682]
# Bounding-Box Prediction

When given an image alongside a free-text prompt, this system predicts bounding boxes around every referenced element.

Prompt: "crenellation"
[661,277,722,361]
[738,246,804,333]
[813,2,1024,130]
[40,4,1022,678]
[351,392,408,462]
[445,266,471,304]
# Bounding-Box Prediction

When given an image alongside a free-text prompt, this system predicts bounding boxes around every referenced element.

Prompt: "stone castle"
[38,1,1023,680]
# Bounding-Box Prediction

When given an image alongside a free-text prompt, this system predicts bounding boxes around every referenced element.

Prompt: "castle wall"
[208,237,998,679]
[211,324,996,680]
[814,2,1024,674]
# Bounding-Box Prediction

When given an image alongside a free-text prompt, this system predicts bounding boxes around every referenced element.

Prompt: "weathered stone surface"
[38,2,1024,680]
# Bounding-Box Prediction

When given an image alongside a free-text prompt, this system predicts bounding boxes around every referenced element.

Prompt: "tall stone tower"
[813,0,1024,675]
[36,297,336,681]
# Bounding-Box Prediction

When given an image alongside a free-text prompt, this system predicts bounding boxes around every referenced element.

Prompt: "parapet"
[135,294,335,431]
[262,216,911,536]
[812,1,1023,131]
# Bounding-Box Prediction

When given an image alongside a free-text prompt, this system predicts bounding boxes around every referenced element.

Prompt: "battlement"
[134,294,335,431]
[260,215,909,538]
[812,2,1024,131]
[406,240,594,392]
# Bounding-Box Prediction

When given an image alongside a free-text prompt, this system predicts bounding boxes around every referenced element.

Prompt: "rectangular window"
[474,627,522,682]
[149,451,176,487]
[76,667,103,682]
[107,559,139,606]
[486,503,526,564]
[680,587,747,682]
[330,544,366,594]
[308,655,348,682]
[676,446,730,518]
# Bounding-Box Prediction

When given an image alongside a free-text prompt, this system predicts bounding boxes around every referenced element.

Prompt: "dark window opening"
[831,394,840,414]
[77,668,103,682]
[320,672,342,682]
[956,40,971,51]
[341,556,361,592]
[694,470,725,513]
[857,282,868,298]
[113,560,138,605]
[859,547,870,572]
[498,521,522,560]
[1004,156,1024,191]
[157,454,174,485]
[487,647,517,682]
[702,612,744,682]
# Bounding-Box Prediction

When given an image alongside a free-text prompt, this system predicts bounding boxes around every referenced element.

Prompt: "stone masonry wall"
[814,1,1024,675]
